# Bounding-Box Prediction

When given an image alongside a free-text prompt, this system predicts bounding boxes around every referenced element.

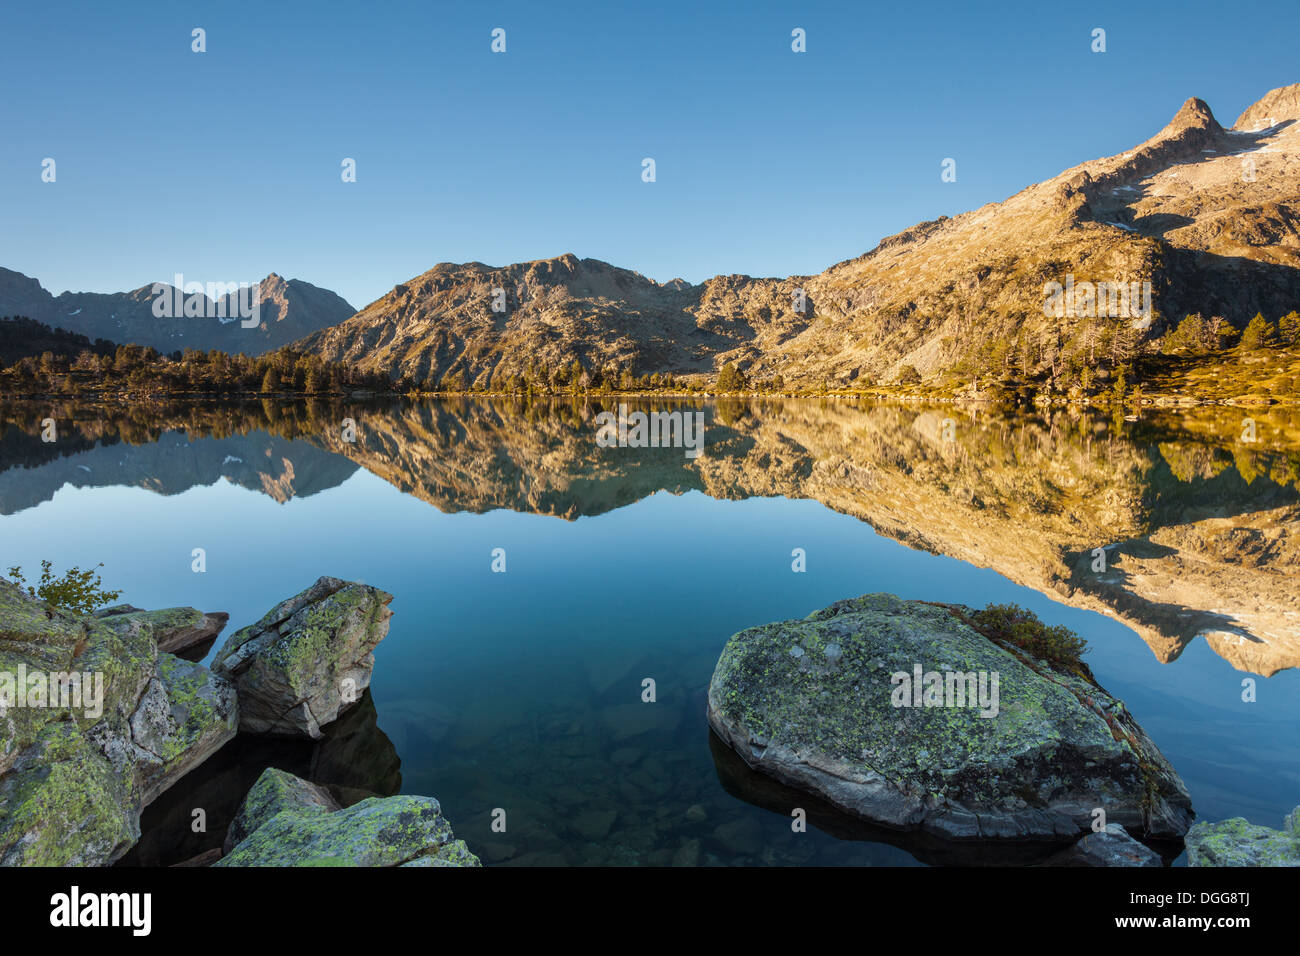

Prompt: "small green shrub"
[6,560,121,615]
[970,603,1089,674]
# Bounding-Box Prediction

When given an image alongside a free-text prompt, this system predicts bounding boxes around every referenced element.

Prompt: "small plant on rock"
[6,560,121,615]
[970,603,1090,676]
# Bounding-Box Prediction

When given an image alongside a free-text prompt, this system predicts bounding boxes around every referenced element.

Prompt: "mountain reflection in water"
[2,397,1297,865]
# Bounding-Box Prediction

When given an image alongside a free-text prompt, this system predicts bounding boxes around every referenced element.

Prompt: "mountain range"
[299,83,1300,388]
[0,271,353,355]
[4,83,1298,384]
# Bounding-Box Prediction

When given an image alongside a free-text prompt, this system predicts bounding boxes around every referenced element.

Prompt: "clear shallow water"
[1,398,1297,865]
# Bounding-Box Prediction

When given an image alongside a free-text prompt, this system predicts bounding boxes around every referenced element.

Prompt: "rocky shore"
[2,574,1290,867]
[0,574,477,867]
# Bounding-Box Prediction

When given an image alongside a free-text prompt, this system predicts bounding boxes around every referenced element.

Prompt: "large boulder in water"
[217,767,479,867]
[706,593,1192,843]
[212,577,393,738]
[0,578,237,865]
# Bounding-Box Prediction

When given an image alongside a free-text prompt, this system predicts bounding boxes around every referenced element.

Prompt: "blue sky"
[2,0,1297,310]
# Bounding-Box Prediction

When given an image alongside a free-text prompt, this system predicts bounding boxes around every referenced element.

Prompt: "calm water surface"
[1,398,1297,865]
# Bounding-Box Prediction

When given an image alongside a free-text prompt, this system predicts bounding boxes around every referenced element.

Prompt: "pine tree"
[1279,311,1300,346]
[716,362,747,392]
[1240,313,1276,349]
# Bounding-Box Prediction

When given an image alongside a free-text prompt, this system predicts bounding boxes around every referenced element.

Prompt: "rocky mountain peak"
[1163,96,1222,135]
[1234,82,1300,130]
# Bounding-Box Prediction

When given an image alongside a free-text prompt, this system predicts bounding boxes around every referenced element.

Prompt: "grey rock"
[223,766,340,855]
[95,606,229,656]
[218,767,479,867]
[0,578,237,865]
[1185,807,1300,866]
[707,593,1193,843]
[1043,824,1163,866]
[212,576,393,738]
[572,808,618,841]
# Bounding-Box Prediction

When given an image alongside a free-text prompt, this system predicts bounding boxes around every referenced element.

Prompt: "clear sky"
[2,0,1297,311]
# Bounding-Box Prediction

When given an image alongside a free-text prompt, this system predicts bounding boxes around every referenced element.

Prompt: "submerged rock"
[1185,807,1300,866]
[218,767,479,867]
[1043,824,1163,866]
[0,578,238,865]
[212,576,393,738]
[706,593,1192,843]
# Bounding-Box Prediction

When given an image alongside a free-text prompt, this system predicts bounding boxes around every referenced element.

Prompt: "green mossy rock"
[0,577,237,865]
[95,605,228,656]
[218,768,480,867]
[1185,807,1300,866]
[212,577,393,738]
[223,766,340,853]
[707,593,1193,842]
[0,722,135,866]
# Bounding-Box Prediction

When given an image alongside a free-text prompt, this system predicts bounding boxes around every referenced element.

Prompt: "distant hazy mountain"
[300,83,1300,388]
[0,426,358,514]
[0,271,355,356]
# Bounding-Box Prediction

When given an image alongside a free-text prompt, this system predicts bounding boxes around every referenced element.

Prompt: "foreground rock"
[1185,807,1300,866]
[1043,824,1163,867]
[223,766,340,854]
[0,578,237,865]
[217,768,479,867]
[122,689,402,866]
[212,577,393,738]
[707,593,1193,843]
[94,605,229,657]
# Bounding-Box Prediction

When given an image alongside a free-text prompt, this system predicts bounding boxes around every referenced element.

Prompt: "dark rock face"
[211,577,394,738]
[707,593,1193,843]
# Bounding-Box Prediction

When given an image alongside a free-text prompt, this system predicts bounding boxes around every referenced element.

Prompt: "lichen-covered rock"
[223,766,339,854]
[124,654,238,806]
[217,767,479,867]
[0,577,238,865]
[707,593,1193,842]
[1185,807,1300,866]
[95,605,229,656]
[212,577,393,738]
[0,722,136,866]
[1043,824,1163,866]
